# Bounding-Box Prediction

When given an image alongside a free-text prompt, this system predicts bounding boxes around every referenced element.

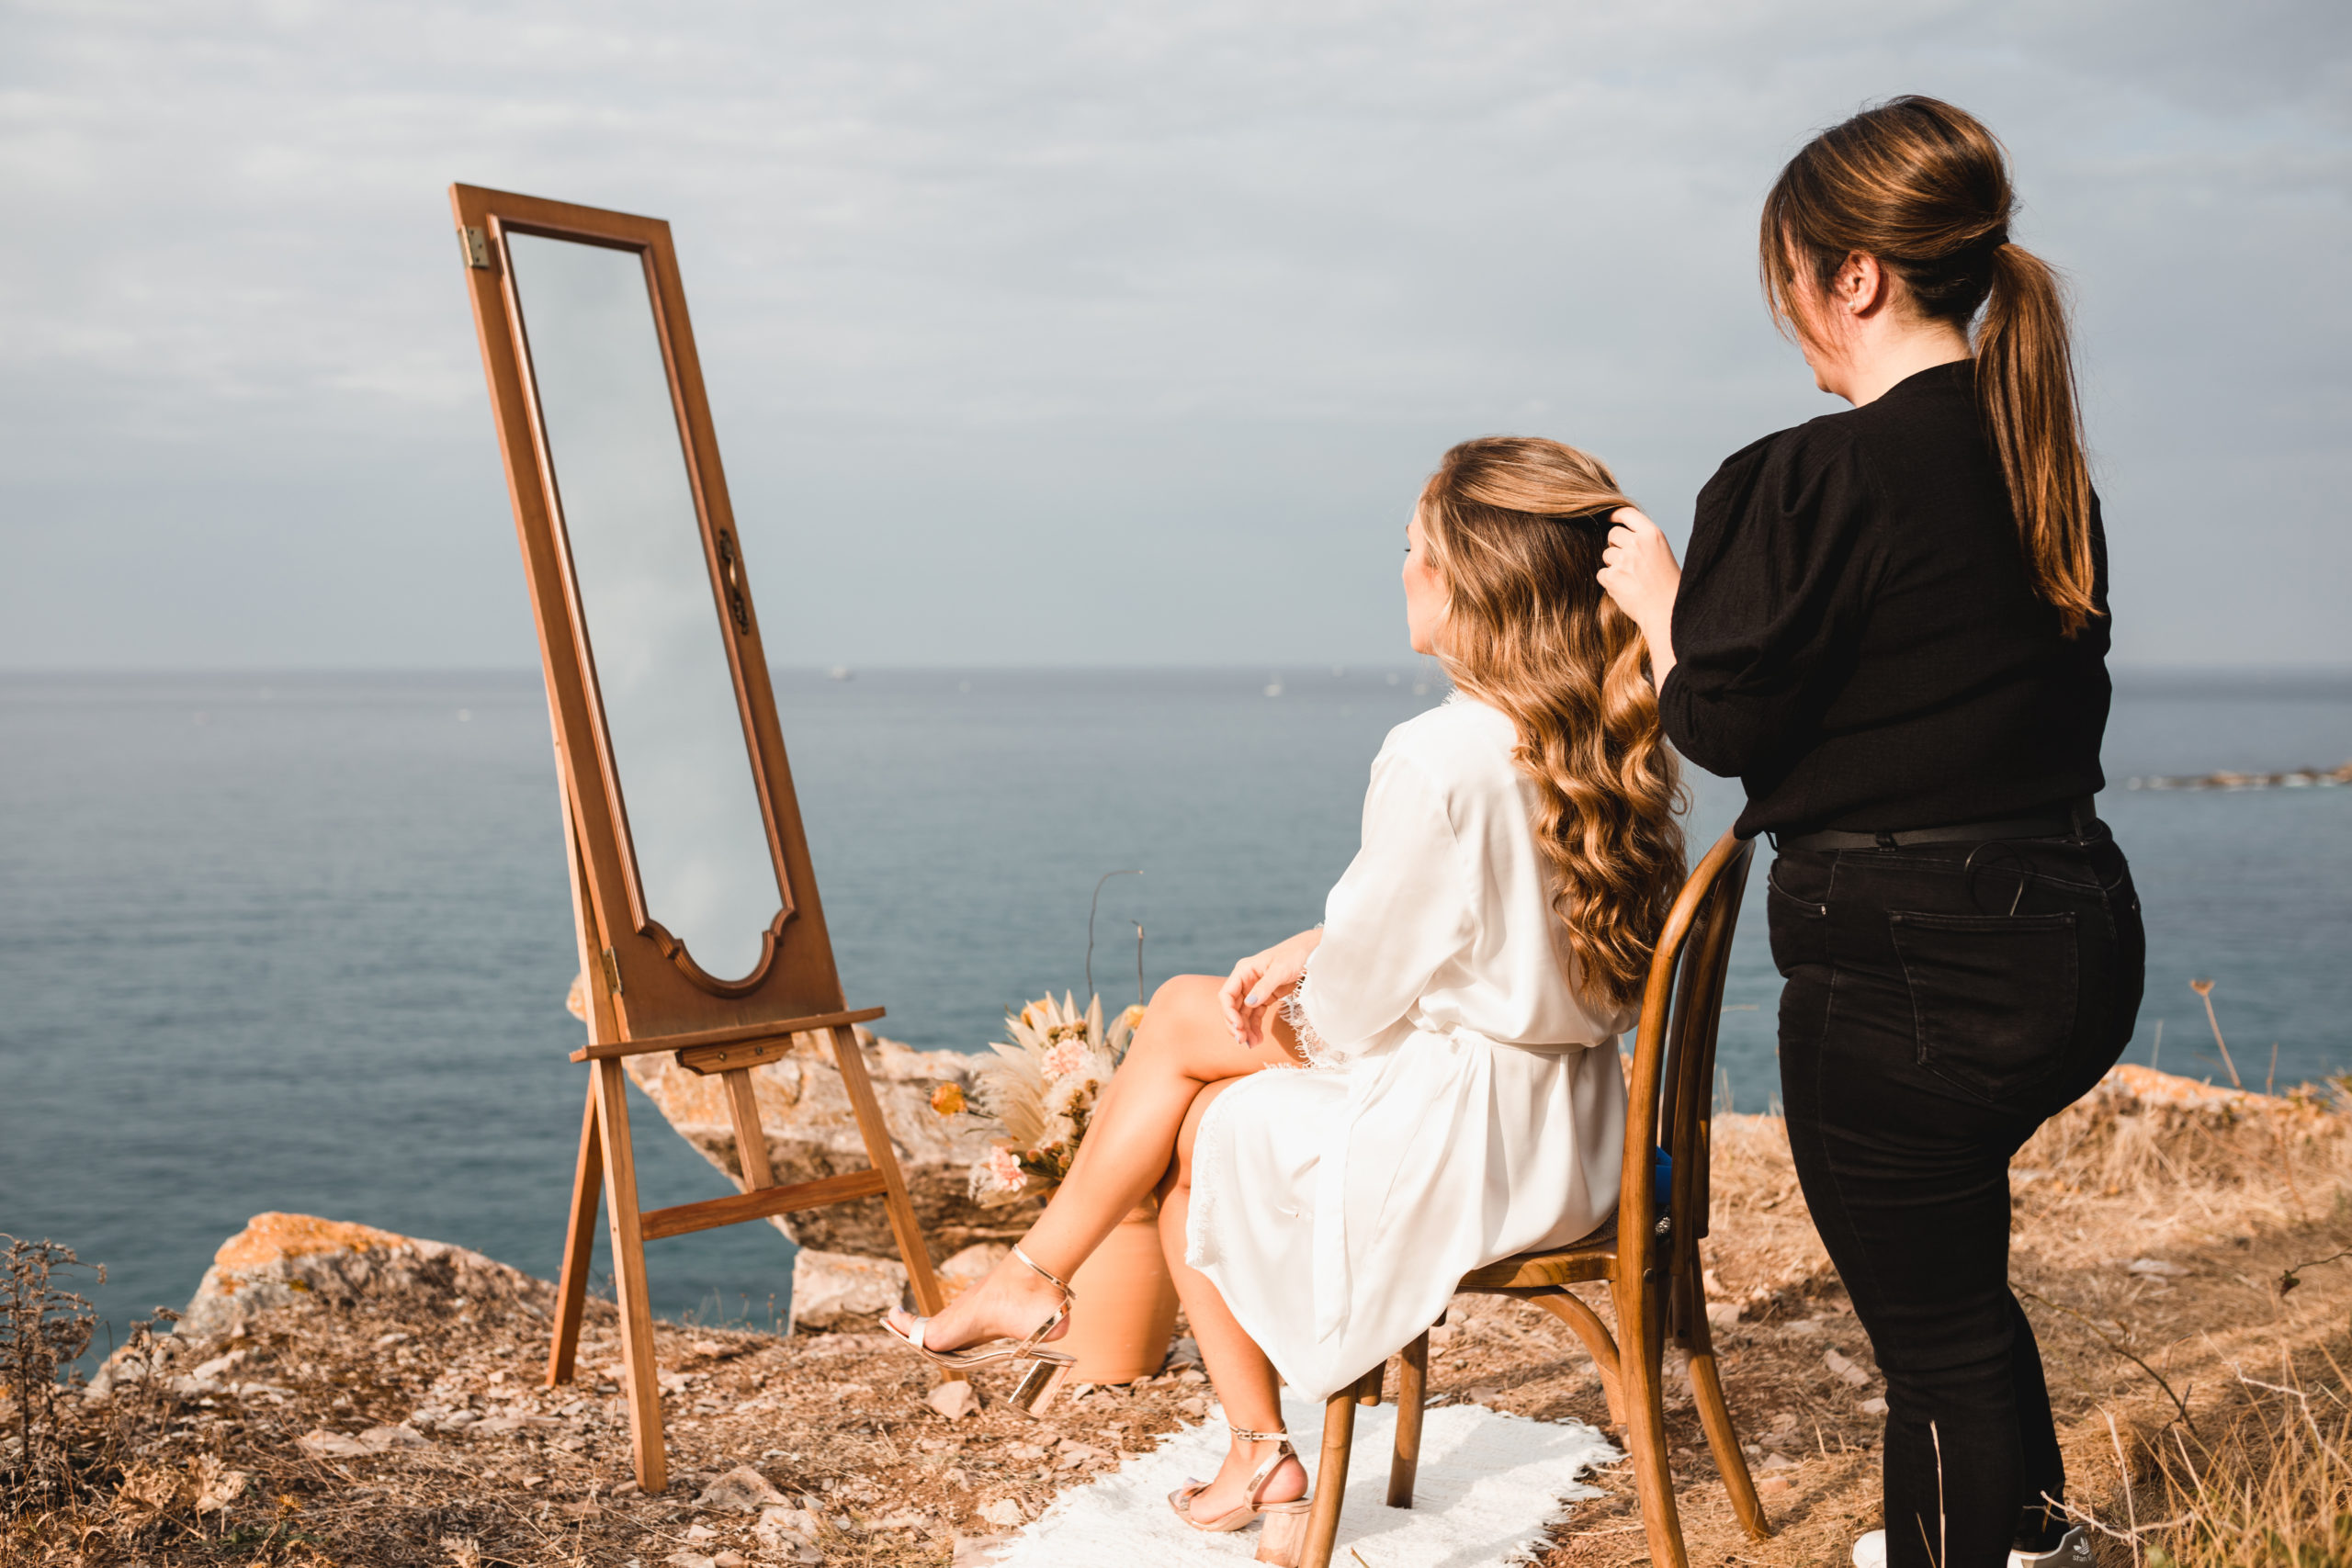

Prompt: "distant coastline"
[2126,761,2352,791]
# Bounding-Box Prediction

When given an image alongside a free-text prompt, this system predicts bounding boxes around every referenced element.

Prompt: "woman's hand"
[1219,928,1324,1049]
[1597,507,1682,685]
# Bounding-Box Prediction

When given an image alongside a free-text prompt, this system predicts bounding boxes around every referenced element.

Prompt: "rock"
[665,1554,717,1568]
[936,1243,1008,1303]
[788,1249,910,1333]
[615,1021,1042,1256]
[1705,1301,1742,1328]
[1860,1396,1889,1415]
[978,1497,1024,1528]
[683,1524,719,1542]
[192,1348,249,1382]
[1824,1348,1871,1387]
[755,1506,825,1562]
[176,1213,557,1340]
[712,1554,751,1568]
[2128,1258,2191,1279]
[695,1464,789,1512]
[358,1424,428,1450]
[297,1428,371,1459]
[925,1380,982,1419]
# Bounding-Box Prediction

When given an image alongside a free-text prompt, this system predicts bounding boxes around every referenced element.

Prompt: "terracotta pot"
[1059,1199,1181,1384]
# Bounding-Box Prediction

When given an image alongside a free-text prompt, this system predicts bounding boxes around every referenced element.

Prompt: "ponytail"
[1977,243,2098,635]
[1761,96,2101,637]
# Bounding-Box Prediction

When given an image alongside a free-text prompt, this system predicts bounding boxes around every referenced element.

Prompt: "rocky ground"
[6,1059,2348,1567]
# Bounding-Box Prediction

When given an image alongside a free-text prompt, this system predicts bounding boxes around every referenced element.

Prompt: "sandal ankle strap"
[1012,1245,1076,1300]
[1228,1426,1289,1444]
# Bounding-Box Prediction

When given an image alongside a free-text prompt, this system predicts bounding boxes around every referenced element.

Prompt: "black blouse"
[1658,360,2110,839]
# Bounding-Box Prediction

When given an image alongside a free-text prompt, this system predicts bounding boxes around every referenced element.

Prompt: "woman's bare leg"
[883,974,1289,1352]
[1158,1074,1308,1517]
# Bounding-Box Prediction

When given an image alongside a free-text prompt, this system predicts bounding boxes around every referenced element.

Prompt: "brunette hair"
[1762,96,2099,636]
[1419,438,1688,1009]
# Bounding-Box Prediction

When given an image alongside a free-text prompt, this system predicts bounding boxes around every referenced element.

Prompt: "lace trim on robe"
[1281,972,1347,1070]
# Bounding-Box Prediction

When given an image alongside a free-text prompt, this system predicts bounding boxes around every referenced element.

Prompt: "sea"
[4,666,2348,1359]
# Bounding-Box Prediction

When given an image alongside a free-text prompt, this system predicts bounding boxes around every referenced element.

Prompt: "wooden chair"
[1295,828,1770,1568]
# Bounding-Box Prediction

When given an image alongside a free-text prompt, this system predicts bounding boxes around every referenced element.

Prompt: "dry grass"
[6,1066,2347,1566]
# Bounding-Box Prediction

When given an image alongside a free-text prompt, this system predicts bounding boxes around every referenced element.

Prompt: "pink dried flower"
[1041,1040,1090,1080]
[983,1145,1025,1194]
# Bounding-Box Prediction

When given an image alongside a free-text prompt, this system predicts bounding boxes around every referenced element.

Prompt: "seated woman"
[886,435,1686,1554]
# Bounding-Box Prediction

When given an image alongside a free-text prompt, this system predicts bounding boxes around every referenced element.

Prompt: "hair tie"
[1983,225,2010,251]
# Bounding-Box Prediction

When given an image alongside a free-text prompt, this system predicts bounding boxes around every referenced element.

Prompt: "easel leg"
[829,1026,953,1322]
[594,1056,668,1494]
[546,1078,605,1387]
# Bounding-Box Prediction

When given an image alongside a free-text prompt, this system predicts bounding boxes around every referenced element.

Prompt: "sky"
[2,0,2346,671]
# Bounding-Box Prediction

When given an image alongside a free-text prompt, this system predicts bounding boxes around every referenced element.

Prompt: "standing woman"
[1599,98,2139,1568]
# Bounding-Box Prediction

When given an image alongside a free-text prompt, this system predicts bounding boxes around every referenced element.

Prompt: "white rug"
[986,1393,1620,1568]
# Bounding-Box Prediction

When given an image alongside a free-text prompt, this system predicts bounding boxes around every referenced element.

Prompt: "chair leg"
[1295,1384,1360,1568]
[1678,1257,1770,1542]
[1527,1288,1626,1427]
[1689,1340,1771,1541]
[1386,1333,1428,1508]
[1613,1275,1690,1568]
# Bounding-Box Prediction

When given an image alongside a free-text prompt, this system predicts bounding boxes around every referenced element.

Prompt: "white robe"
[1186,695,1634,1402]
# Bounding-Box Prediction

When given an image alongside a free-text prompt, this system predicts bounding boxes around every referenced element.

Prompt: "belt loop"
[1873,830,1898,849]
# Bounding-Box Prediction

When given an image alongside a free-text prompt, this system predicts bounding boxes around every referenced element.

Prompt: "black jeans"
[1767,822,2143,1568]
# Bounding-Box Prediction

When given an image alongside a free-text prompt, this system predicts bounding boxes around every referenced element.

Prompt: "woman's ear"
[1838,251,1890,318]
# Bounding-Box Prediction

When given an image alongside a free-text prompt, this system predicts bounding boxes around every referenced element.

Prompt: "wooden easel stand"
[542,1010,952,1493]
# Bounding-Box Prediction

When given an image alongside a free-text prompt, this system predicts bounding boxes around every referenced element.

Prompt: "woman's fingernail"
[1245,990,1263,1006]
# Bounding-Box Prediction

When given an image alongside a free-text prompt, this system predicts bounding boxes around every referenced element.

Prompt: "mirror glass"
[507,231,781,983]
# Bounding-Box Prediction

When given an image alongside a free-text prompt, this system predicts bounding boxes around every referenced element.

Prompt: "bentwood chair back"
[1291,828,1769,1568]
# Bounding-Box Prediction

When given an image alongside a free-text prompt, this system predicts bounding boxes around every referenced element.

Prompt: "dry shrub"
[2017,1068,2352,1258]
[2132,1359,2352,1568]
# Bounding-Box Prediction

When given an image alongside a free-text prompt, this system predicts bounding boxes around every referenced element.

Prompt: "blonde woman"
[887,437,1685,1559]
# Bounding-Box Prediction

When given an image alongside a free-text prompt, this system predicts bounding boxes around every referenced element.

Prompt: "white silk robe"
[1185,695,1634,1401]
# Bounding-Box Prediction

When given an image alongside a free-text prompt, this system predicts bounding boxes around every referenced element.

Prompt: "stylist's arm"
[1595,507,1682,685]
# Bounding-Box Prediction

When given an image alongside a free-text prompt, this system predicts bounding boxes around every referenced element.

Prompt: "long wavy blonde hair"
[1419,437,1687,1009]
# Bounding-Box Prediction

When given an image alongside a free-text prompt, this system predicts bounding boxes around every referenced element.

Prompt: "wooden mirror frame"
[450,182,835,1032]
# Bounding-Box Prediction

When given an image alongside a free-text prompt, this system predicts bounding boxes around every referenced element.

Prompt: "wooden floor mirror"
[447,184,950,1492]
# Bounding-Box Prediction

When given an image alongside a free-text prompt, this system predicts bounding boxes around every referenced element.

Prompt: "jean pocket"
[1766,865,1828,919]
[1888,908,2080,1105]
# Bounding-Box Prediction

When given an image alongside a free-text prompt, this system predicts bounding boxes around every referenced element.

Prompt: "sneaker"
[1855,1525,2091,1568]
[2010,1528,2095,1567]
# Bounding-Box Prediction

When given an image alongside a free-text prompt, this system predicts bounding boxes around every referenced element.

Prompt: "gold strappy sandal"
[1168,1425,1313,1565]
[880,1245,1078,1413]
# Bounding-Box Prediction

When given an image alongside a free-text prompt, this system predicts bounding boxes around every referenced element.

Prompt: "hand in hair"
[1595,507,1681,684]
[1218,928,1324,1049]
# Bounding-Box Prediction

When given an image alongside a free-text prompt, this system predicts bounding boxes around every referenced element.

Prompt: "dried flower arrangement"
[932,993,1147,1207]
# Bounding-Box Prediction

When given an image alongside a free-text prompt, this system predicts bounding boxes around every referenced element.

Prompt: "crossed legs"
[883,975,1306,1515]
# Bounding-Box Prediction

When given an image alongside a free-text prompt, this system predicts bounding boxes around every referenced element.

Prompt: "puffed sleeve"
[1287,747,1473,1065]
[1658,423,1884,780]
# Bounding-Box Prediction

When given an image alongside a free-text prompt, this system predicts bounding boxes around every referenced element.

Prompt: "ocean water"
[4,667,2347,1357]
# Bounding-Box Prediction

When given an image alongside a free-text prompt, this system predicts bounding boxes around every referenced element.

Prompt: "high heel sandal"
[880,1246,1078,1413]
[1168,1426,1313,1566]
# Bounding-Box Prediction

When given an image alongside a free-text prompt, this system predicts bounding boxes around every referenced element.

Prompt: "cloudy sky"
[3,0,2346,669]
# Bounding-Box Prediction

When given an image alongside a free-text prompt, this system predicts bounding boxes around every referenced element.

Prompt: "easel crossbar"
[638,1169,890,1241]
[567,1007,888,1063]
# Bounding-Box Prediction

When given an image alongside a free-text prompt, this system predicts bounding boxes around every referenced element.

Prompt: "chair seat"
[1457,1213,1618,1291]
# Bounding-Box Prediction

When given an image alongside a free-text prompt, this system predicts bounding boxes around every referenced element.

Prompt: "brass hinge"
[458,225,491,269]
[600,947,624,995]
